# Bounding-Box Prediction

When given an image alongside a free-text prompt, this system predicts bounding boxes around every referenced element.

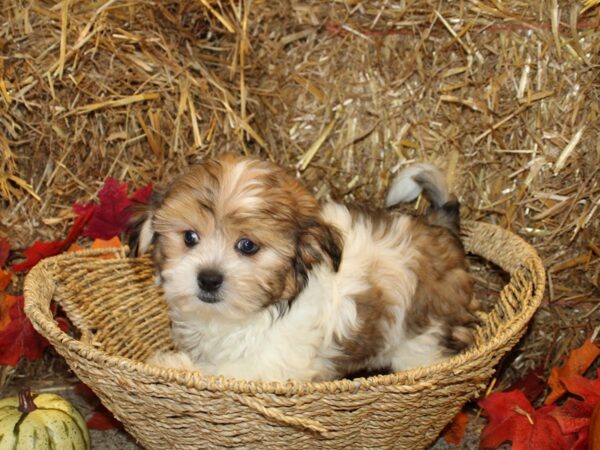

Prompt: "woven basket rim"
[24,220,545,396]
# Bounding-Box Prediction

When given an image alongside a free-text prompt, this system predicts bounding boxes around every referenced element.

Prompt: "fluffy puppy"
[130,154,478,381]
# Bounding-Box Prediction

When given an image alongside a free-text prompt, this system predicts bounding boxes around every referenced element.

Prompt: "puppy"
[129,154,478,381]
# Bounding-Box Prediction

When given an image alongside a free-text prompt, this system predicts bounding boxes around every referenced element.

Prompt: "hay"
[1,0,599,390]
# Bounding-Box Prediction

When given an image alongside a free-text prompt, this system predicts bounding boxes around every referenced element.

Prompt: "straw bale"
[1,0,599,392]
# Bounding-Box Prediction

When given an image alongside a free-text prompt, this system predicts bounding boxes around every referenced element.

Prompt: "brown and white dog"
[129,154,478,381]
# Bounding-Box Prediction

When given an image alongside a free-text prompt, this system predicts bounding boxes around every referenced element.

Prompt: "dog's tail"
[385,163,460,236]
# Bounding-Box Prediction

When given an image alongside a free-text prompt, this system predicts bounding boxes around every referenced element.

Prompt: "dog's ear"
[127,192,161,256]
[295,220,343,285]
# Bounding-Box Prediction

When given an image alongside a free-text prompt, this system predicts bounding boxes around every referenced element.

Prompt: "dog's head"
[130,155,342,320]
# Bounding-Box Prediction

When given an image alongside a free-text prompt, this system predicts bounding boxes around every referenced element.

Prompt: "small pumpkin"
[0,388,90,449]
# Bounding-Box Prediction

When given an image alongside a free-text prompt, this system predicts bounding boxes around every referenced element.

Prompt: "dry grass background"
[1,0,599,414]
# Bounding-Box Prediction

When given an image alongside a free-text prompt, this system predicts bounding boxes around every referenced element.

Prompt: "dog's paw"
[147,351,198,371]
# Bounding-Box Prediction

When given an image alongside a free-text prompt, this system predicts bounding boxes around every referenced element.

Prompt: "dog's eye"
[183,230,200,247]
[236,238,259,255]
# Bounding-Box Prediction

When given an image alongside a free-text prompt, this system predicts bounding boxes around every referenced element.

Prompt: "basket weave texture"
[24,221,545,449]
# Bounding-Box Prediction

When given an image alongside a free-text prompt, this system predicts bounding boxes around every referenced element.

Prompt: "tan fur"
[333,284,396,374]
[149,154,341,311]
[131,155,478,381]
[406,219,478,352]
[330,207,476,375]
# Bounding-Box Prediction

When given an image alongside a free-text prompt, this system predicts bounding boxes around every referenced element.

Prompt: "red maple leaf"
[74,382,124,430]
[0,238,10,268]
[478,390,574,450]
[86,406,125,431]
[130,184,153,204]
[0,296,51,365]
[11,208,94,272]
[0,295,69,366]
[74,178,153,240]
[509,365,546,403]
[549,398,593,450]
[11,241,65,273]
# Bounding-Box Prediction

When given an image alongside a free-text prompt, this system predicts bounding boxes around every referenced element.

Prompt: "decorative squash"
[0,388,91,449]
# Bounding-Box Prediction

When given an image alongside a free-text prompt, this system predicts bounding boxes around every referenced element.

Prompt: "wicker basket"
[23,221,544,449]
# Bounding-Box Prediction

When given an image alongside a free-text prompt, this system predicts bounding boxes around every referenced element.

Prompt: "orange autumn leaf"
[91,236,122,259]
[0,294,18,330]
[443,411,470,445]
[0,269,11,291]
[545,339,600,405]
[66,243,83,253]
[66,238,122,258]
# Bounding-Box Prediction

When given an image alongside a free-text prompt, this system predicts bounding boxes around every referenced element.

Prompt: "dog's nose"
[197,270,224,292]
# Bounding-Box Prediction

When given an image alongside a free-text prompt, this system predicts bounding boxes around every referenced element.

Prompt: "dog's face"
[131,155,342,320]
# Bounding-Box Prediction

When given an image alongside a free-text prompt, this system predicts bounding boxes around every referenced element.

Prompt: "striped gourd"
[0,388,90,450]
